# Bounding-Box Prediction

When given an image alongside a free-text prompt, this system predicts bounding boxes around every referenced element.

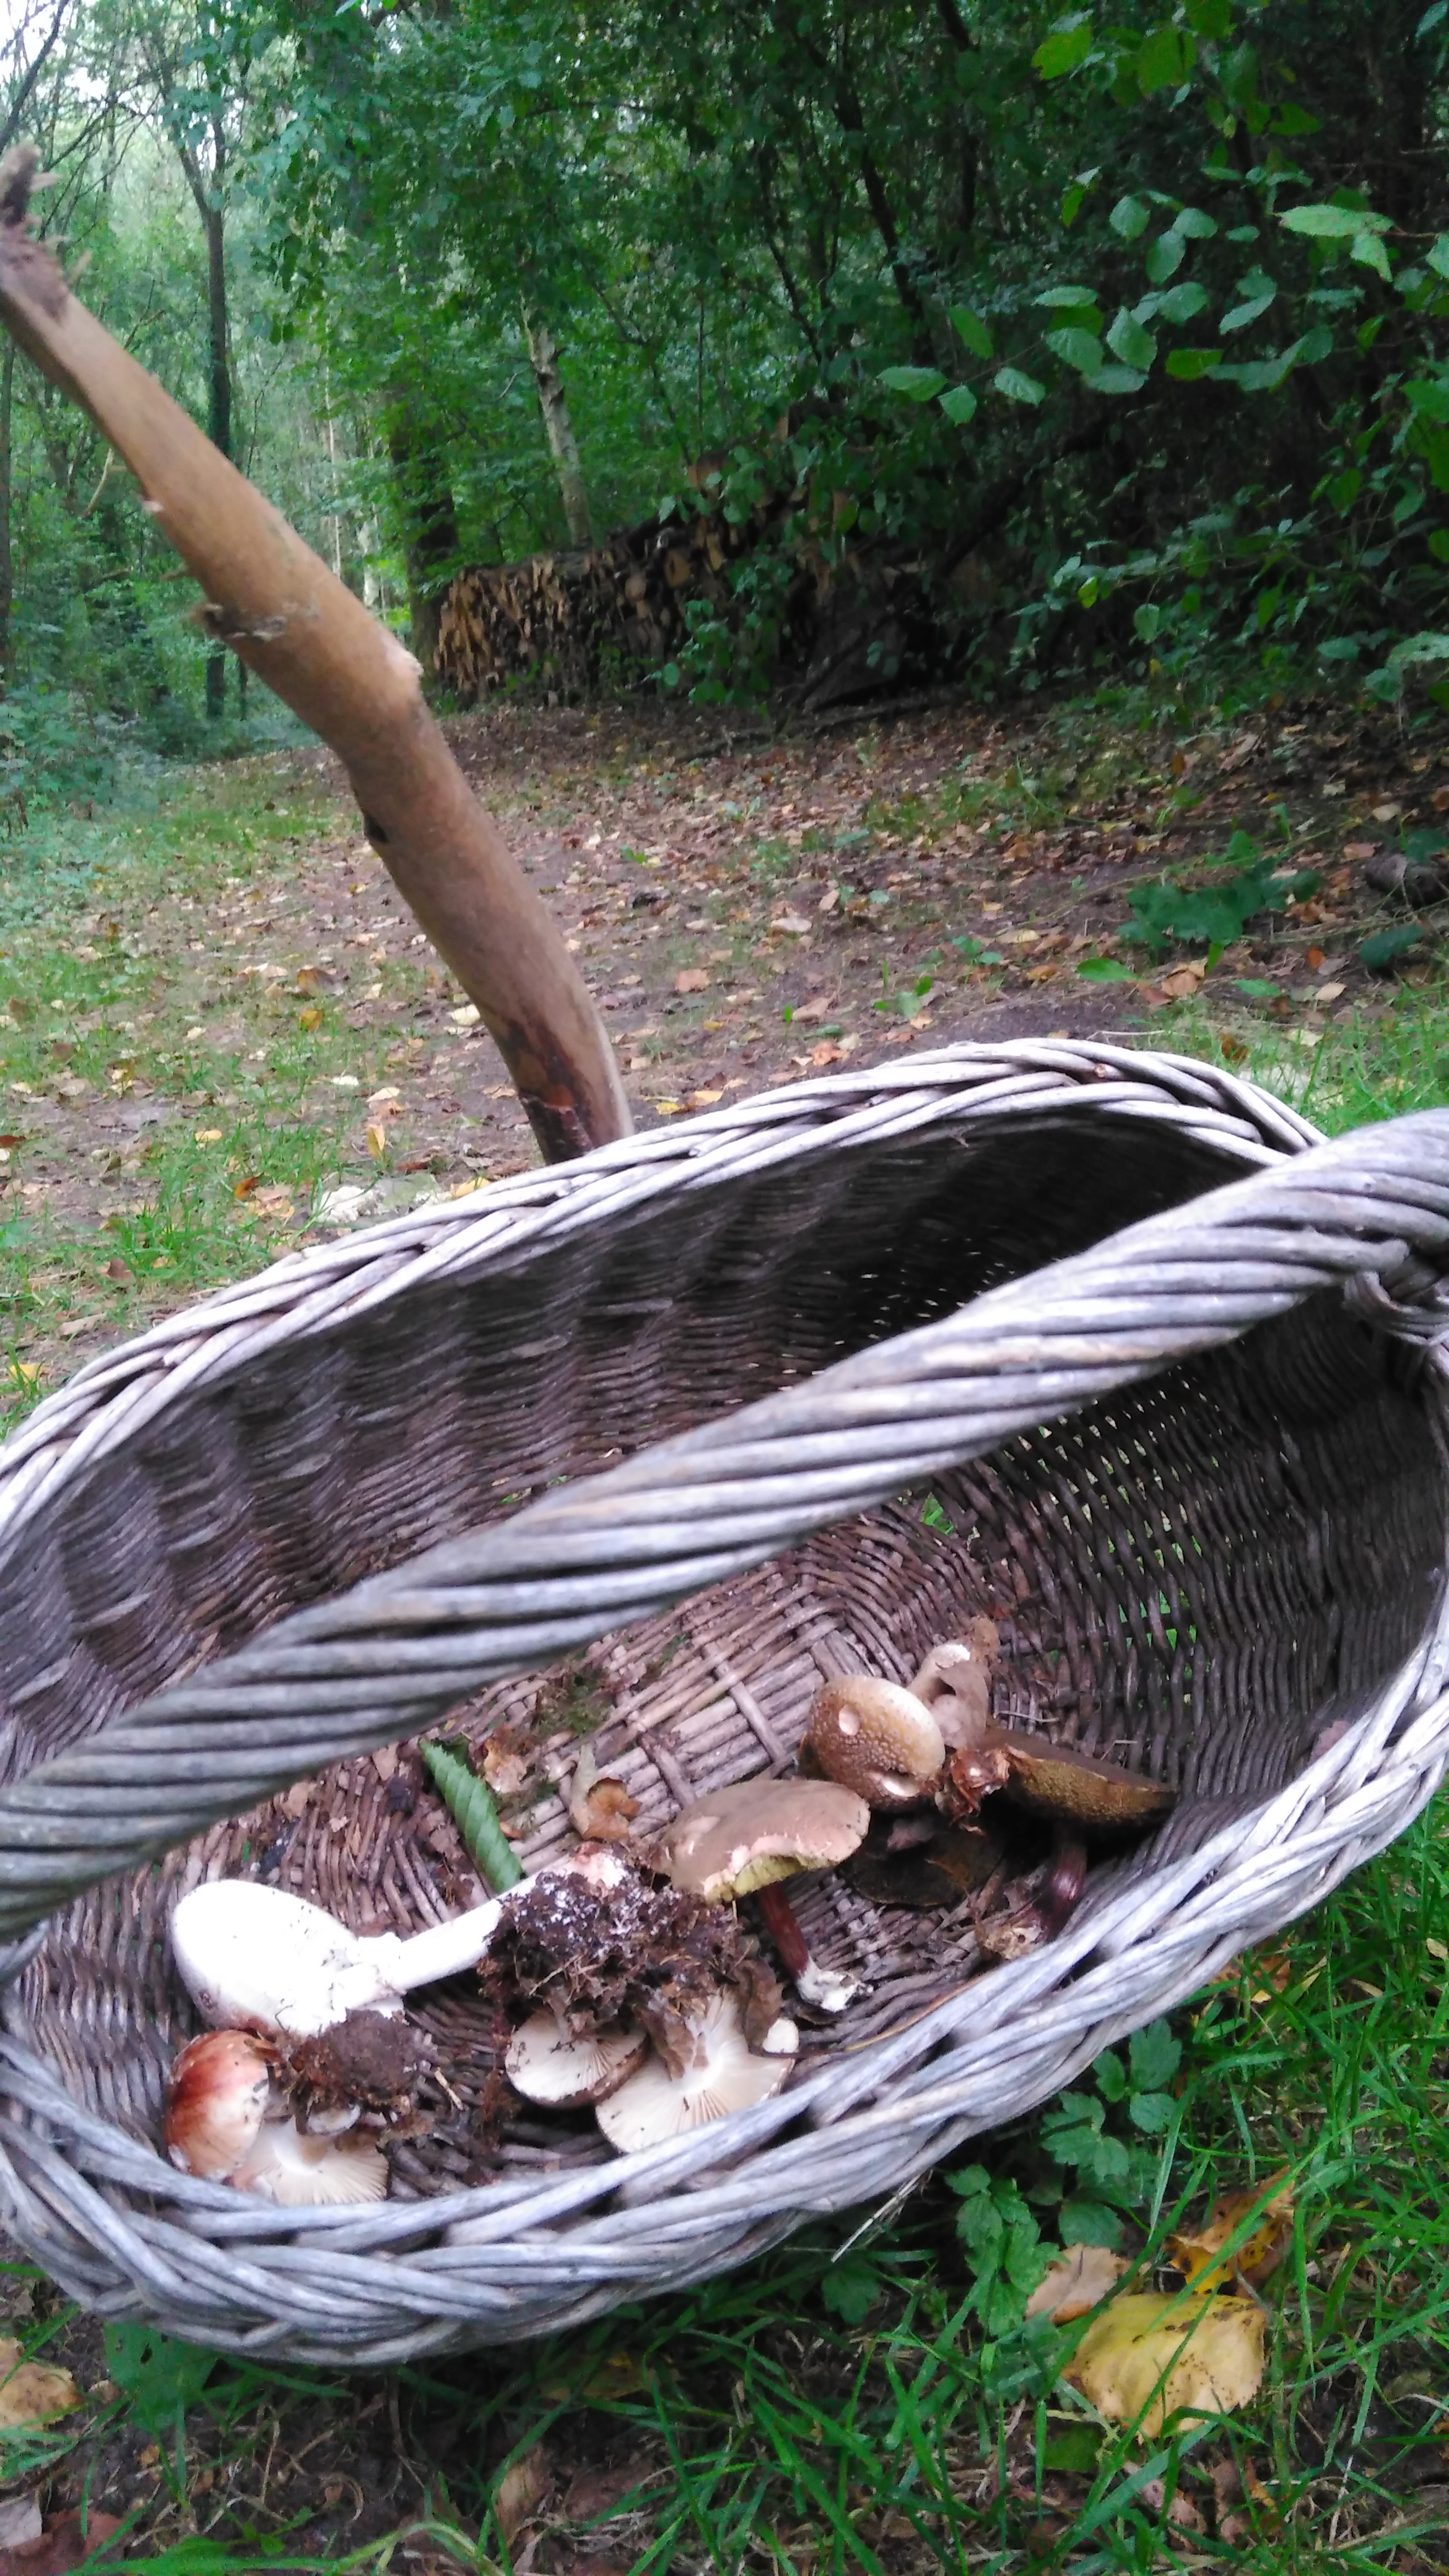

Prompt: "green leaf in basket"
[422,1738,524,1891]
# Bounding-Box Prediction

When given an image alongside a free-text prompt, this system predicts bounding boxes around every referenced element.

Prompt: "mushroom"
[997,1736,1175,1834]
[165,2028,274,2181]
[171,1848,632,2039]
[228,2121,388,2206]
[647,1777,869,2014]
[594,1993,796,2152]
[803,1677,946,1808]
[910,1621,1001,1748]
[505,2010,649,2108]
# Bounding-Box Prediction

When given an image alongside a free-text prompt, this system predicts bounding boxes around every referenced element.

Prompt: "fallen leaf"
[481,1730,531,1796]
[1063,2292,1265,2435]
[365,1123,389,1159]
[817,886,840,914]
[0,2509,122,2576]
[689,1088,724,1107]
[294,967,323,994]
[250,1186,294,1219]
[281,1780,313,1819]
[450,1004,481,1027]
[568,1743,640,1842]
[232,1174,261,1199]
[0,2343,80,2429]
[193,1129,223,1146]
[809,1041,848,1067]
[297,1006,324,1032]
[1343,840,1378,859]
[1168,2170,1294,2292]
[1373,801,1402,822]
[674,968,709,994]
[492,2445,548,2547]
[1316,981,1346,1002]
[0,1136,24,1151]
[103,1258,132,1282]
[1027,2243,1128,2323]
[0,2502,40,2552]
[770,912,812,936]
[371,1744,398,1784]
[1157,961,1209,1001]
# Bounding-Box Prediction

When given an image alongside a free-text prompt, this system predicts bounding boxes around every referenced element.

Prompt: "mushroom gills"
[505,2009,649,2108]
[595,1994,796,2152]
[230,2121,388,2205]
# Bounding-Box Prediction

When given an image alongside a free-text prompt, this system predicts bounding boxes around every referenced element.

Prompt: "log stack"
[435,501,764,703]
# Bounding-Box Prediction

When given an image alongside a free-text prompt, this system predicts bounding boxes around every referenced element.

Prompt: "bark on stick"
[0,146,631,1162]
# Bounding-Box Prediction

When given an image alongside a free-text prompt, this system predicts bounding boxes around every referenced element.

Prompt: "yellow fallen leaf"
[365,1122,389,1159]
[193,1129,224,1146]
[1027,2243,1128,2323]
[1168,2170,1294,2292]
[1064,2292,1265,2435]
[450,1003,481,1027]
[689,1088,724,1107]
[0,2339,80,2427]
[297,1006,324,1032]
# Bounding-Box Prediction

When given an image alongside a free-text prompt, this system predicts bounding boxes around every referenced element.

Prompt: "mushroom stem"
[755,1882,859,2017]
[1043,1832,1089,1934]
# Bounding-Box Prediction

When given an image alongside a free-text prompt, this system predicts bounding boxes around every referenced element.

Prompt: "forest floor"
[2,681,1448,1393]
[1,685,1449,2573]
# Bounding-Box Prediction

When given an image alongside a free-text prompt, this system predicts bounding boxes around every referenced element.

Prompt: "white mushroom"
[172,1848,631,2039]
[164,2029,273,2181]
[505,2009,649,2108]
[595,1993,796,2153]
[229,2120,388,2206]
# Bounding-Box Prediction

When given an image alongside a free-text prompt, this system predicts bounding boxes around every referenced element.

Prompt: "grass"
[3,715,1449,2570]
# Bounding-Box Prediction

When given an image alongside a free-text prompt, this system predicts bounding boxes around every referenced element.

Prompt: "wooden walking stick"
[0,146,632,1162]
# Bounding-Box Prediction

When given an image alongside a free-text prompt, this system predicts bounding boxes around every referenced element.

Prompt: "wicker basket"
[0,1038,1445,2363]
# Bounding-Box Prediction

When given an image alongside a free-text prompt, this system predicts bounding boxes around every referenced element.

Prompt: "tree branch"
[0,146,629,1161]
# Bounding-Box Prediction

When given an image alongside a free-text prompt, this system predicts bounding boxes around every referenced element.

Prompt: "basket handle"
[0,1111,1446,1934]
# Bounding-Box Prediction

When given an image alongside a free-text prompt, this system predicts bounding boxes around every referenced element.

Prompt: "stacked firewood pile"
[435,477,955,711]
[435,500,767,703]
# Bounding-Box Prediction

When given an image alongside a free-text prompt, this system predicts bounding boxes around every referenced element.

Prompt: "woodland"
[0,0,1448,770]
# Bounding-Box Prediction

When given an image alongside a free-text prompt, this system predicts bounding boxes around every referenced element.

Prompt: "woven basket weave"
[0,1038,1445,2363]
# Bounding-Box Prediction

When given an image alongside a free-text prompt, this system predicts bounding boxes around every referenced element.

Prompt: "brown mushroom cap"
[999,1735,1175,1834]
[803,1678,946,1808]
[648,1775,870,1902]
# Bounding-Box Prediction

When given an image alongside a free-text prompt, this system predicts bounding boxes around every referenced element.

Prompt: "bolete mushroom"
[647,1776,869,2014]
[997,1736,1175,1834]
[803,1677,946,1809]
[594,1993,796,2152]
[910,1622,1001,1748]
[505,2010,649,2108]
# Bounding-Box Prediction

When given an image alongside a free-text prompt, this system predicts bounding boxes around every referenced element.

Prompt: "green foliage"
[103,2326,220,2442]
[421,1738,524,1891]
[1123,832,1320,955]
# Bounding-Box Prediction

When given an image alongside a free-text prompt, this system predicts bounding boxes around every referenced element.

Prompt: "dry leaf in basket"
[1063,2291,1266,2436]
[568,1743,640,1842]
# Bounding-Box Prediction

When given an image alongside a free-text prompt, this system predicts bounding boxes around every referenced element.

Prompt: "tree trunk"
[0,339,14,678]
[522,304,593,547]
[386,407,459,676]
[202,128,230,721]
